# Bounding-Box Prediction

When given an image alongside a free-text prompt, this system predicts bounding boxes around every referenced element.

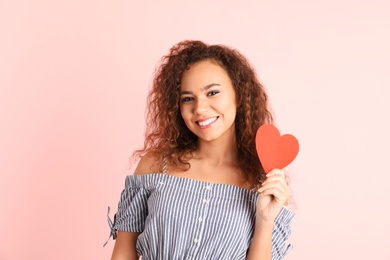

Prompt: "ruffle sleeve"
[271,206,295,259]
[104,174,156,246]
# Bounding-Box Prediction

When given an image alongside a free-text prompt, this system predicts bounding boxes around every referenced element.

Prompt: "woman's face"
[179,60,237,143]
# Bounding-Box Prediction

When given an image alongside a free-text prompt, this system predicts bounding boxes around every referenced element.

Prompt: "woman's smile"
[196,116,219,128]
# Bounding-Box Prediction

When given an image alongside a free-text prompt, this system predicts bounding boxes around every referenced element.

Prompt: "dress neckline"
[132,173,259,194]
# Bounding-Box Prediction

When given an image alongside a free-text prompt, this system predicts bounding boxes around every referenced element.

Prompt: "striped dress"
[107,173,294,260]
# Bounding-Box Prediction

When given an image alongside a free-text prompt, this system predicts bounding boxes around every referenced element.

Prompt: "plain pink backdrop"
[1,0,389,259]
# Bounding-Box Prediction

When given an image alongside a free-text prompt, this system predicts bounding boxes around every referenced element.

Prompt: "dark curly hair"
[133,40,273,186]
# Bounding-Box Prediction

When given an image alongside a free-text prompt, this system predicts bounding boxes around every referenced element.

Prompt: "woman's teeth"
[198,117,217,127]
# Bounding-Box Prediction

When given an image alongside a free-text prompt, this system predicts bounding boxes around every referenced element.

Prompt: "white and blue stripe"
[107,173,294,259]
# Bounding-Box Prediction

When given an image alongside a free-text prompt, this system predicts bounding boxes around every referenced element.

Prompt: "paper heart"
[255,124,299,173]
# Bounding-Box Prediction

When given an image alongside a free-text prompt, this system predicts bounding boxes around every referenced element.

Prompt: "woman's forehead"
[180,60,231,89]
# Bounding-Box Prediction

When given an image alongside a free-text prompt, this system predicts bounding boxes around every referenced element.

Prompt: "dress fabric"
[110,173,294,260]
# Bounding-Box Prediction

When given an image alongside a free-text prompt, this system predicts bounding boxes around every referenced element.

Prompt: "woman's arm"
[111,231,140,260]
[246,219,274,259]
[246,169,291,260]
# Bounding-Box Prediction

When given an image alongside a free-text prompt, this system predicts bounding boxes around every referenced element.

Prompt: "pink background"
[1,0,389,259]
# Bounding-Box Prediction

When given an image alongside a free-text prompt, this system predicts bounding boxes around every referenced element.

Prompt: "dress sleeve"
[271,206,295,259]
[114,175,151,233]
[104,175,151,246]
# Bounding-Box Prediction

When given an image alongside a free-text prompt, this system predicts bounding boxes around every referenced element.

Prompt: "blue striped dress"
[107,173,294,259]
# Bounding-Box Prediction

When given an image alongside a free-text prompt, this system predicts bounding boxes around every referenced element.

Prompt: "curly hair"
[133,40,273,186]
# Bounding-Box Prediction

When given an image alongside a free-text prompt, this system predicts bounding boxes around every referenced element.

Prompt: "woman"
[107,40,294,259]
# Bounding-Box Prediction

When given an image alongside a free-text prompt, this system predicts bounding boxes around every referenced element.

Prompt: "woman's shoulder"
[133,151,164,175]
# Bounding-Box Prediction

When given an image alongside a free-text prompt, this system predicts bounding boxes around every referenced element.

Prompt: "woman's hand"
[256,169,290,224]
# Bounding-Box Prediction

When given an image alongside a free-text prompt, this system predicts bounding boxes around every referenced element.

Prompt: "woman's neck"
[194,135,238,167]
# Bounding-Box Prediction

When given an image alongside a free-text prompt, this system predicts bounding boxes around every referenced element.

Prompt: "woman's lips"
[196,116,218,128]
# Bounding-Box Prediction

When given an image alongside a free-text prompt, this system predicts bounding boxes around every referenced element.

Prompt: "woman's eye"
[207,90,219,96]
[181,97,193,103]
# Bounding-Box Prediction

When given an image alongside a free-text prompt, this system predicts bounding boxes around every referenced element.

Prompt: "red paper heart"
[255,124,299,173]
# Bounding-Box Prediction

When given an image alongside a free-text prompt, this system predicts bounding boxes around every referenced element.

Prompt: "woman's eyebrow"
[201,83,220,91]
[180,83,221,95]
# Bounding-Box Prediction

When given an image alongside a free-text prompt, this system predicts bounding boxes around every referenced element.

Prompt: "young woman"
[106,40,294,260]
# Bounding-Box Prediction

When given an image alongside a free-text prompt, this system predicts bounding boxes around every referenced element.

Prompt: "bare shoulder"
[133,152,163,175]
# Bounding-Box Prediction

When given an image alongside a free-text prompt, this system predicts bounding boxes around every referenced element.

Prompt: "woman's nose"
[194,98,209,114]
